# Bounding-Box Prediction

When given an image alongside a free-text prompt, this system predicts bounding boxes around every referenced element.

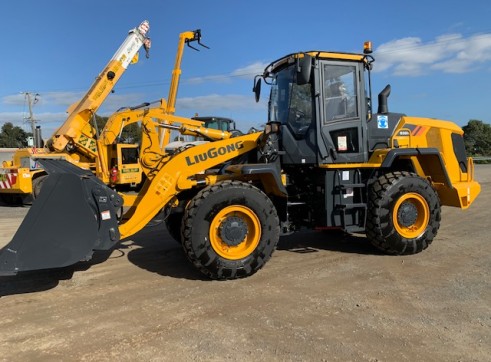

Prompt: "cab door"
[316,60,367,164]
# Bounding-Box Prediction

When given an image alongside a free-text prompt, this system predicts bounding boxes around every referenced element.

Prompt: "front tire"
[165,212,183,244]
[182,180,280,280]
[366,172,441,255]
[32,174,48,199]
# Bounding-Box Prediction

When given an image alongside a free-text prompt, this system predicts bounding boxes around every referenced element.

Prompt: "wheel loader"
[0,35,480,280]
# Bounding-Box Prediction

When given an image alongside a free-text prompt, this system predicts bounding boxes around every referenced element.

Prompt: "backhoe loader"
[0,34,480,280]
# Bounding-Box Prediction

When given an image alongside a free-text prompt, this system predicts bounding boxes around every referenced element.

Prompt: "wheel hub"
[397,202,418,227]
[220,216,248,246]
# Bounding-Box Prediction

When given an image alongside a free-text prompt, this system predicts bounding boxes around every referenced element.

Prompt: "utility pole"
[22,92,40,135]
[21,92,42,147]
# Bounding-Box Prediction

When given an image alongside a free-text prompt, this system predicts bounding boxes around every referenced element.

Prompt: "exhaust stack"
[378,84,391,114]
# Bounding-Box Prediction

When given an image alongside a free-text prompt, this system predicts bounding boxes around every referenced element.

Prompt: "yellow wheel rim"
[209,205,261,260]
[393,192,430,239]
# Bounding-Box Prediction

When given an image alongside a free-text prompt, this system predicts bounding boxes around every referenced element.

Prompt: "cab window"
[121,147,139,164]
[323,64,358,122]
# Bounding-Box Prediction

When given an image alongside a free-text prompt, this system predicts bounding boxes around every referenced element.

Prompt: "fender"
[381,148,452,187]
[226,163,287,196]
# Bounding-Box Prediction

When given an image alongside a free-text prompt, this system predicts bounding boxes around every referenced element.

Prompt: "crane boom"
[47,20,151,157]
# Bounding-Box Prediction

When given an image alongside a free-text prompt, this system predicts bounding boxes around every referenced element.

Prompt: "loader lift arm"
[119,131,262,239]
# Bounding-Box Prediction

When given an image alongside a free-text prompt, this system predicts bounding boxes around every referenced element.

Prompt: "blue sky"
[1,0,490,137]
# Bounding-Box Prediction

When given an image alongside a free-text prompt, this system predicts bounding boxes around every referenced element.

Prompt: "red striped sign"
[0,172,17,189]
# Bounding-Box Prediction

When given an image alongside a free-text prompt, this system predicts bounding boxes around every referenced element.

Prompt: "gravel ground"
[0,165,489,361]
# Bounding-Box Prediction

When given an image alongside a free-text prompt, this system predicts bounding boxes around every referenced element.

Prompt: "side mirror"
[253,76,262,103]
[296,54,312,85]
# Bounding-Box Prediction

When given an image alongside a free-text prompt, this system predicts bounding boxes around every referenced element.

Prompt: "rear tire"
[182,180,280,280]
[366,171,441,255]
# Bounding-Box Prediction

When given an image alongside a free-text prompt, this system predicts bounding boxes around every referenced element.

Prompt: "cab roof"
[264,51,367,76]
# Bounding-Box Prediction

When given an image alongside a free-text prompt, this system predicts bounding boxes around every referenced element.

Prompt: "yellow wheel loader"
[0,36,480,280]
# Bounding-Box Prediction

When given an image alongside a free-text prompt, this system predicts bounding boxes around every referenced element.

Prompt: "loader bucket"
[0,159,123,275]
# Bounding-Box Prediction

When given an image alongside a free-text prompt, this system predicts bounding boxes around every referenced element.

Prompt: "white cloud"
[0,111,68,138]
[40,92,84,107]
[231,62,269,79]
[0,111,66,124]
[2,94,26,106]
[374,33,491,76]
[1,92,86,108]
[176,94,266,111]
[185,74,231,85]
[183,61,268,85]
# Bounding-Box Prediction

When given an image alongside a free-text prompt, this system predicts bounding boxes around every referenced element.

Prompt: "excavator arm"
[94,102,212,184]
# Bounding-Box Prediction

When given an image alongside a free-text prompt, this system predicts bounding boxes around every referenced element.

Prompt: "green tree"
[120,122,141,144]
[94,114,108,132]
[463,120,491,156]
[0,122,31,147]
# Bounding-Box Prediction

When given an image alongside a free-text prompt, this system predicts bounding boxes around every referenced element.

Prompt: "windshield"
[268,65,313,136]
[121,147,139,164]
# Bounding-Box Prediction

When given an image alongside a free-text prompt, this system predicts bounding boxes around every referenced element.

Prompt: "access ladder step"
[336,203,367,210]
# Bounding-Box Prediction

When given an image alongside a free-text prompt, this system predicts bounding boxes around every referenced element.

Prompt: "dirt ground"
[0,166,489,361]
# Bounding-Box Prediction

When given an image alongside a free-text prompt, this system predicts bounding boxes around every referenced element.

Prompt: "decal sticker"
[121,168,140,173]
[398,130,410,136]
[100,210,111,221]
[377,115,388,129]
[411,125,427,136]
[30,159,42,169]
[337,136,348,151]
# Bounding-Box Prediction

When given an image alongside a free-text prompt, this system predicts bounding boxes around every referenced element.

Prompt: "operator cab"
[192,116,237,132]
[257,51,373,165]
